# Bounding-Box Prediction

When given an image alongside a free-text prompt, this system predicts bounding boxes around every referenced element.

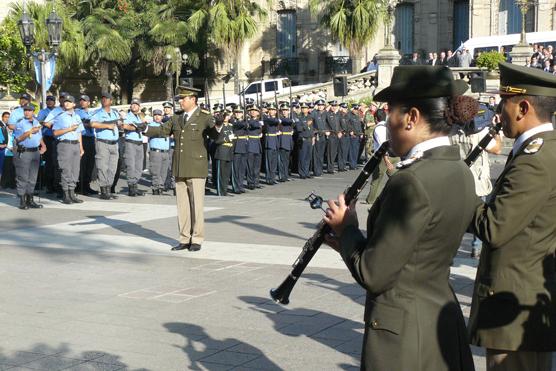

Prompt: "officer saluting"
[13,104,46,209]
[469,63,556,370]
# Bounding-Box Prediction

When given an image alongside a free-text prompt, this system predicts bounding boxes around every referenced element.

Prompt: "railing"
[269,58,300,76]
[325,56,353,75]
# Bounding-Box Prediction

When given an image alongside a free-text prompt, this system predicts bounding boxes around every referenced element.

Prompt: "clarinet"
[270,141,390,305]
[464,121,502,166]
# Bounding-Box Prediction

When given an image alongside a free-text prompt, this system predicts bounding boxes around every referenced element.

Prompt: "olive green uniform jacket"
[469,130,556,351]
[340,145,476,371]
[145,109,217,178]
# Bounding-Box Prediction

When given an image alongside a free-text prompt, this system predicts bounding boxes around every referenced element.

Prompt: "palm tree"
[77,0,132,93]
[309,0,387,73]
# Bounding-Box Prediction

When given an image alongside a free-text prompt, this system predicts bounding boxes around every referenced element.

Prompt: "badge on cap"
[524,138,544,154]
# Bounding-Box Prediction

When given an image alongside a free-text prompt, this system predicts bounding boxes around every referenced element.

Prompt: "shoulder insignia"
[396,151,424,169]
[523,138,544,154]
[201,109,211,115]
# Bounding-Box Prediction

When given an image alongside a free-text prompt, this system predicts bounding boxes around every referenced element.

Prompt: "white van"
[456,31,556,56]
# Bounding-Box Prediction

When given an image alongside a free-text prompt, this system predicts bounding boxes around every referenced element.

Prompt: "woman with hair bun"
[324,66,478,371]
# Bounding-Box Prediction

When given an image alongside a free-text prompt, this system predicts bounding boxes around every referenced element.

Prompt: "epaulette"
[523,137,544,154]
[201,109,211,115]
[396,152,424,169]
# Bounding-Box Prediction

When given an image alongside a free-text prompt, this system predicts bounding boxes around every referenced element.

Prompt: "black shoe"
[99,186,111,200]
[85,187,98,195]
[27,195,43,209]
[62,191,73,204]
[255,185,263,189]
[247,185,255,190]
[171,243,190,251]
[18,195,29,210]
[56,190,63,199]
[69,190,84,204]
[240,189,246,193]
[152,189,160,195]
[171,188,176,196]
[46,188,55,194]
[110,186,116,194]
[188,243,201,252]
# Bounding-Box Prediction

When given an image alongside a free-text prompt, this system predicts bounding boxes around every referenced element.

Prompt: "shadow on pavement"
[164,322,281,370]
[0,343,134,370]
[205,214,307,241]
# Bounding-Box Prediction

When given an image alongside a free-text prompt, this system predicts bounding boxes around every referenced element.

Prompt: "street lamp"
[17,6,63,108]
[515,0,538,45]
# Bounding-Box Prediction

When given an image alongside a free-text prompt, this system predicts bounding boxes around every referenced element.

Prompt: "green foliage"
[0,21,30,92]
[310,0,386,55]
[475,51,506,71]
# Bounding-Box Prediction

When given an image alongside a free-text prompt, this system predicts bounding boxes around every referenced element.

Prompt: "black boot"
[135,184,145,196]
[62,191,73,204]
[85,185,98,195]
[18,195,29,210]
[27,194,43,209]
[109,187,118,199]
[69,190,84,204]
[128,184,137,197]
[100,186,111,200]
[152,189,160,195]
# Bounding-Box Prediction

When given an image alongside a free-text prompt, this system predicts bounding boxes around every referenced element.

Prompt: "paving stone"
[197,351,260,367]
[0,352,47,367]
[63,361,124,371]
[21,355,84,370]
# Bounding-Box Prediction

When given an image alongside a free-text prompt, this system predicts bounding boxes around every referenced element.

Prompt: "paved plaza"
[0,150,551,371]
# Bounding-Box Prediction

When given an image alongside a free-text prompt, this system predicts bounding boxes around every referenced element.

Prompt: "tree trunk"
[99,60,110,93]
[166,72,173,101]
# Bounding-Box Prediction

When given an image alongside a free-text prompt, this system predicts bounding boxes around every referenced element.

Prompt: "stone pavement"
[0,152,550,370]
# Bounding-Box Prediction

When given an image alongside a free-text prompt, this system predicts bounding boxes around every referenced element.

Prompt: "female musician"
[324,66,478,371]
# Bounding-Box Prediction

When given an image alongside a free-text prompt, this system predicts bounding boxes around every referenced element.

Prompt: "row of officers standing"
[7,91,371,208]
[210,99,366,196]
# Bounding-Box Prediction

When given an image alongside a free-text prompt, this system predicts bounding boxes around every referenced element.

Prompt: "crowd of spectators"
[526,44,556,74]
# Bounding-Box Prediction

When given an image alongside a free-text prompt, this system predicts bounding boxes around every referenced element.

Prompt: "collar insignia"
[396,151,424,169]
[523,137,543,154]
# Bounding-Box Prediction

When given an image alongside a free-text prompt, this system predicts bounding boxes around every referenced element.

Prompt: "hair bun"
[446,96,479,125]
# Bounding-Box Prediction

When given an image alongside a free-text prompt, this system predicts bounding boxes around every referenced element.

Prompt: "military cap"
[339,102,348,109]
[130,98,141,105]
[300,102,310,109]
[174,86,201,100]
[308,102,315,108]
[292,102,300,108]
[374,65,468,102]
[315,99,325,105]
[63,95,76,103]
[233,106,243,113]
[46,95,56,102]
[329,100,339,106]
[79,95,90,102]
[59,91,69,98]
[101,91,113,99]
[278,100,289,106]
[162,101,174,108]
[247,105,260,112]
[152,109,163,116]
[262,102,269,109]
[279,103,290,110]
[267,103,278,110]
[22,104,35,111]
[245,97,255,105]
[20,93,31,101]
[498,61,556,97]
[351,104,360,110]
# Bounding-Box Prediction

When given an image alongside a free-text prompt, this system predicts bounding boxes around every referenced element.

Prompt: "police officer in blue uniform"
[13,104,46,209]
[148,109,171,195]
[90,92,120,200]
[310,99,327,176]
[278,104,294,182]
[325,100,341,173]
[296,102,314,179]
[7,93,32,130]
[44,92,70,197]
[231,107,248,193]
[337,103,350,171]
[37,95,57,193]
[246,106,263,190]
[264,103,280,185]
[76,95,97,195]
[122,98,147,197]
[52,95,85,204]
[162,101,176,195]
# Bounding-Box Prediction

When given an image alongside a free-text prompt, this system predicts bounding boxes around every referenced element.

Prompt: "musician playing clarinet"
[323,66,478,371]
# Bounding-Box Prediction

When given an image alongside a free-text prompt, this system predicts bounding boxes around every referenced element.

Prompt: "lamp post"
[17,7,63,108]
[515,0,538,45]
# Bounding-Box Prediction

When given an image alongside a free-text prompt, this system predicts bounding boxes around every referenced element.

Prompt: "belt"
[58,139,79,144]
[125,139,142,145]
[281,132,293,136]
[222,143,233,147]
[97,139,118,145]
[150,149,169,153]
[266,133,278,137]
[17,146,38,152]
[237,136,248,140]
[248,135,261,139]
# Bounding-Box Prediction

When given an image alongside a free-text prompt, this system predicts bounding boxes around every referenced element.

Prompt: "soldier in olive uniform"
[296,102,313,179]
[311,100,327,176]
[246,106,263,190]
[143,86,218,252]
[363,103,377,161]
[469,62,556,371]
[324,66,477,371]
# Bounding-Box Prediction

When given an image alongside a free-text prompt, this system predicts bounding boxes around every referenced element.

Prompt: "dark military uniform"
[246,116,263,189]
[348,109,363,169]
[311,105,327,176]
[278,116,294,182]
[469,62,556,370]
[263,114,280,185]
[336,66,475,371]
[231,118,248,193]
[325,107,340,173]
[214,122,235,196]
[337,108,350,171]
[295,110,313,179]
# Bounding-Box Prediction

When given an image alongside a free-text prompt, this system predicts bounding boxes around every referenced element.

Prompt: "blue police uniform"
[52,112,84,194]
[89,108,120,192]
[7,107,24,127]
[148,121,171,192]
[13,117,42,200]
[75,108,96,194]
[123,111,145,192]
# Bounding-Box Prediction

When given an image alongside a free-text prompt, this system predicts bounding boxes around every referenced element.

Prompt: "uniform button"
[370,320,378,328]
[488,290,494,296]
